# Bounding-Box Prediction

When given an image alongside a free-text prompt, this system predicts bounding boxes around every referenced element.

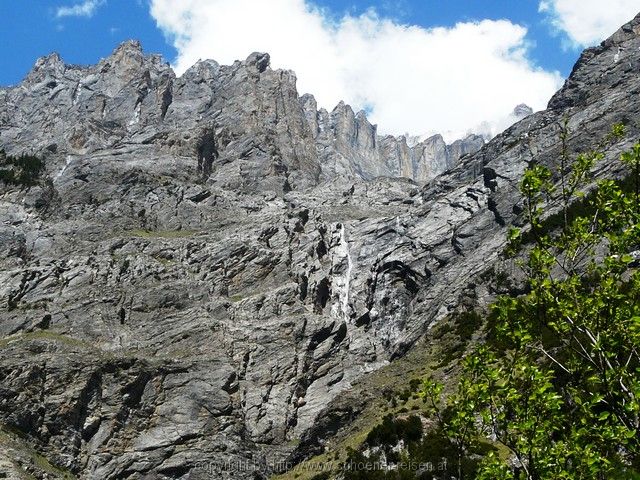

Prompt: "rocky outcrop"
[0,40,478,194]
[1,12,640,480]
[302,97,484,182]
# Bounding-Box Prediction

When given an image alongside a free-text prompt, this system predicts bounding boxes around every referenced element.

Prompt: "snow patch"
[73,82,82,106]
[55,155,73,181]
[129,101,141,126]
[331,224,353,321]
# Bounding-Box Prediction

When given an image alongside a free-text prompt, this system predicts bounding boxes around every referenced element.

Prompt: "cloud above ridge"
[539,0,639,48]
[56,0,106,18]
[150,0,563,140]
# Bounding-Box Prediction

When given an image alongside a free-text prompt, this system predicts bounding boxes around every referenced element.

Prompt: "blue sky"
[0,0,578,86]
[1,0,638,137]
[317,0,579,73]
[0,0,173,86]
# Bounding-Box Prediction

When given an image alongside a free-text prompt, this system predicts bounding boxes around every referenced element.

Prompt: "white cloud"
[539,0,639,47]
[56,0,106,19]
[150,0,563,140]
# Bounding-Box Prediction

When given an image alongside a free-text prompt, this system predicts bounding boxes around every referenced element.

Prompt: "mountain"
[0,43,482,191]
[1,11,639,480]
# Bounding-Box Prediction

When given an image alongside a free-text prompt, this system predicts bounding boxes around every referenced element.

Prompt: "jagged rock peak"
[604,11,640,47]
[245,51,271,73]
[24,52,66,84]
[549,11,640,110]
[111,38,144,56]
[513,103,533,118]
[32,51,64,71]
[1,12,640,480]
[99,39,168,75]
[3,38,484,193]
[424,133,445,144]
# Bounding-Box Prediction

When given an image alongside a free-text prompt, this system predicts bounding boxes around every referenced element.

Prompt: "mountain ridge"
[0,39,485,190]
[0,11,639,480]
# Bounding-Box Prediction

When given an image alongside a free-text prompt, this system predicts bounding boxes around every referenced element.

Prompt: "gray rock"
[0,11,639,480]
[513,103,533,118]
[307,99,484,183]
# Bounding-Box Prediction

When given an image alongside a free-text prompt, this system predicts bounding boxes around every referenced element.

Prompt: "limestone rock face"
[304,98,484,182]
[1,12,640,480]
[513,103,534,118]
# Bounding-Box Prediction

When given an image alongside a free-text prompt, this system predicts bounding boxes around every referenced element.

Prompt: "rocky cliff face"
[300,95,485,182]
[1,12,639,480]
[0,41,481,193]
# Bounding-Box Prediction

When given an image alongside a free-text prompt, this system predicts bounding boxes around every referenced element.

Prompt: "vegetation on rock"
[0,149,44,187]
[335,125,640,480]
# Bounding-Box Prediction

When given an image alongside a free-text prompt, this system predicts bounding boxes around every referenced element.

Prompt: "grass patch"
[126,229,200,239]
[13,300,50,311]
[271,337,443,480]
[429,309,484,370]
[0,331,90,350]
[229,294,247,302]
[0,424,77,479]
[0,150,44,188]
[271,309,486,480]
[152,255,175,266]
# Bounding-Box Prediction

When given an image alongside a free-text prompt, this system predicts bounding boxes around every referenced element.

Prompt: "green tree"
[0,149,44,187]
[421,356,489,480]
[423,125,640,479]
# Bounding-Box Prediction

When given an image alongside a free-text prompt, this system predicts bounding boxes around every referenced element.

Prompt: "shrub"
[0,149,45,187]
